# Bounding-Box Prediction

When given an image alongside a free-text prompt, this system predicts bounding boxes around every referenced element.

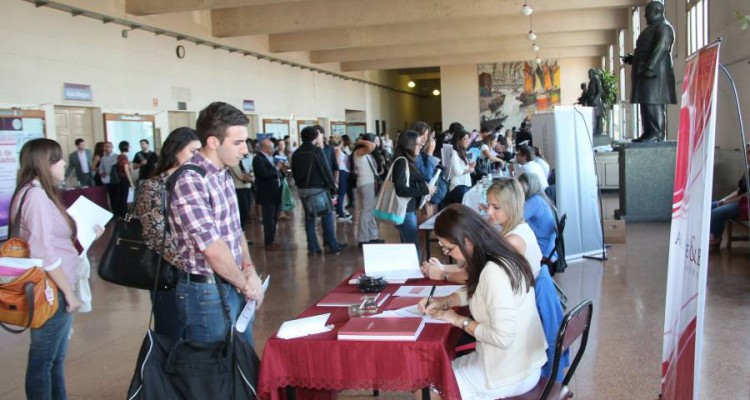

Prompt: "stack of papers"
[338,317,426,341]
[276,313,332,340]
[363,244,423,282]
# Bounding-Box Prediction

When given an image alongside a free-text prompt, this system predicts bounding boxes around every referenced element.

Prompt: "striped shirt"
[168,152,243,276]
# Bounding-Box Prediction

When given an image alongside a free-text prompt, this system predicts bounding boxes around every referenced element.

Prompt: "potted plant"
[594,68,618,136]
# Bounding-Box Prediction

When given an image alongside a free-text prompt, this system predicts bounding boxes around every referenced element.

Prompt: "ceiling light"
[535,55,542,65]
[531,43,540,52]
[520,2,533,16]
[432,89,440,96]
[407,81,416,88]
[527,30,537,41]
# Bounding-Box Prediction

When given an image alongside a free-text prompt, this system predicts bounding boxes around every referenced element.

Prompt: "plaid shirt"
[168,152,243,275]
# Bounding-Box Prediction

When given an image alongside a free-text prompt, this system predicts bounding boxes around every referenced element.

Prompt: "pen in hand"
[424,285,437,315]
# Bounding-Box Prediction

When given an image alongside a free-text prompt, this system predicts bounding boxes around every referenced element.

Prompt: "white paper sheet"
[66,196,114,253]
[371,307,448,324]
[363,244,423,281]
[393,285,463,298]
[276,313,332,340]
[419,170,442,209]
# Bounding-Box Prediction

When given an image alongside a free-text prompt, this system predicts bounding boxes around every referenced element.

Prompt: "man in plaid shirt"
[169,102,264,346]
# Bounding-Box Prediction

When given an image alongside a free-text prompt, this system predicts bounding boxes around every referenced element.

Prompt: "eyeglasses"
[438,241,457,256]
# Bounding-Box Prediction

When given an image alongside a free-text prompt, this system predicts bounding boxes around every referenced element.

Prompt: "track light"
[531,43,540,52]
[432,89,440,96]
[527,31,537,41]
[407,81,416,88]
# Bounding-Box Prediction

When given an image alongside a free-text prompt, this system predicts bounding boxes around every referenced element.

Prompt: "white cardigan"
[456,261,548,390]
[449,151,472,190]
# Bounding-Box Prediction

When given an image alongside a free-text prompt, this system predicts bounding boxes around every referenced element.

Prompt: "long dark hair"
[454,130,469,163]
[434,204,533,297]
[93,141,105,158]
[151,127,199,177]
[394,129,420,169]
[10,139,77,240]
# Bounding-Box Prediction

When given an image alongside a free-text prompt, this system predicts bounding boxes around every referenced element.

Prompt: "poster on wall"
[330,121,347,137]
[0,110,46,240]
[478,60,561,131]
[262,119,290,140]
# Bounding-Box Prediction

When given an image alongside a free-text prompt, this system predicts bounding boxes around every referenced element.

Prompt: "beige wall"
[440,58,600,132]
[0,1,421,143]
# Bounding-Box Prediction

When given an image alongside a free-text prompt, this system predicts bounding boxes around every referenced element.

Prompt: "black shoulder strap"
[9,187,32,239]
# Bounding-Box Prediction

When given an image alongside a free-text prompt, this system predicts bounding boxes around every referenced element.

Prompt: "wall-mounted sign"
[63,83,92,101]
[243,100,255,112]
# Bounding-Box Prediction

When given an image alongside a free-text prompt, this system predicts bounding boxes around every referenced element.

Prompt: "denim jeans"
[304,211,340,253]
[26,290,74,400]
[175,279,255,347]
[337,170,350,217]
[396,211,421,262]
[710,201,741,239]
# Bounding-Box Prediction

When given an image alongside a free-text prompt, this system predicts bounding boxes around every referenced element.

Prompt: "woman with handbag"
[134,127,201,342]
[9,138,82,400]
[391,130,436,261]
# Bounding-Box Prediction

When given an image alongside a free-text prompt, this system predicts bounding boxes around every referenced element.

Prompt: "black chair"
[503,298,594,400]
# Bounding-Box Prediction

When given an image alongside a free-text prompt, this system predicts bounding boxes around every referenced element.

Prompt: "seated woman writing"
[417,204,548,399]
[421,177,542,282]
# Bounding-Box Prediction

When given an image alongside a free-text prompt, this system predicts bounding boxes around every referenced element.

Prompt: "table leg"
[285,386,296,400]
[421,387,430,400]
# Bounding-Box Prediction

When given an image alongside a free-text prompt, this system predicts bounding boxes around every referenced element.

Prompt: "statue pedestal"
[615,141,677,222]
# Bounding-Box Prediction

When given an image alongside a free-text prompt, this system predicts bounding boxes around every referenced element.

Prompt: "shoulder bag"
[373,156,411,225]
[0,188,59,333]
[298,150,334,218]
[98,180,179,290]
[126,165,260,400]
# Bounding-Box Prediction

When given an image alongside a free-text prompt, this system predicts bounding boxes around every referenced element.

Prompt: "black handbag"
[98,186,178,290]
[298,150,334,217]
[126,165,261,400]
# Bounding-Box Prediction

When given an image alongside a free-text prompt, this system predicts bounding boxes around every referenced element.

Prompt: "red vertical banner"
[661,42,721,400]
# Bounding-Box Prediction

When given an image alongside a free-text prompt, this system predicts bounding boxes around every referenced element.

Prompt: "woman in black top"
[391,130,436,260]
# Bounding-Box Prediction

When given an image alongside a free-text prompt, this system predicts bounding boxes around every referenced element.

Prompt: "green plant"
[595,69,618,110]
[735,11,750,30]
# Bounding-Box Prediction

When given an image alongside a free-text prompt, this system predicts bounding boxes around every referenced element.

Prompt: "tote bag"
[373,157,411,225]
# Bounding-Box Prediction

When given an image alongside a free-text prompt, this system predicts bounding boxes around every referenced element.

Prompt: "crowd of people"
[13,104,569,399]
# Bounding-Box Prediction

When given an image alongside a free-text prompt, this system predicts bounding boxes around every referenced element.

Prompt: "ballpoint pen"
[424,285,437,313]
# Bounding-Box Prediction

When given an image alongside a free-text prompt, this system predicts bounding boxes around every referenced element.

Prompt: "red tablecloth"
[59,186,109,211]
[258,276,464,400]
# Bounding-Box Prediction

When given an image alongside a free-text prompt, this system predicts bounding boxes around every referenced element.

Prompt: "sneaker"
[330,243,348,255]
[337,213,352,221]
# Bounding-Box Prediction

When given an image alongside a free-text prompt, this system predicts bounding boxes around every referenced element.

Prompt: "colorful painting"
[478,60,561,130]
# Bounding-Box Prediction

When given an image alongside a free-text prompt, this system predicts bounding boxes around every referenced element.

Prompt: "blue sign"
[63,83,92,101]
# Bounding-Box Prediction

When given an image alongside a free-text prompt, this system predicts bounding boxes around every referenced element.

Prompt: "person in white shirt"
[418,204,547,399]
[515,145,549,190]
[447,130,474,204]
[532,147,550,180]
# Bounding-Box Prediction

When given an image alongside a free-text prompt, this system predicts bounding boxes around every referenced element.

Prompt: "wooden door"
[54,107,94,157]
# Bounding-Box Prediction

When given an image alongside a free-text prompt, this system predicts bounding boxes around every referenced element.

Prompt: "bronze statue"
[583,69,605,135]
[622,0,677,142]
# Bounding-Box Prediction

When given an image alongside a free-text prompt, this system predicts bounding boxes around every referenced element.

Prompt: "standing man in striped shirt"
[169,101,264,346]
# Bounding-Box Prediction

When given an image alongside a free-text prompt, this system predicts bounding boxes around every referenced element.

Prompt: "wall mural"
[478,60,561,130]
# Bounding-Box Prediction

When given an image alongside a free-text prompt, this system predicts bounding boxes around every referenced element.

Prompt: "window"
[687,0,708,55]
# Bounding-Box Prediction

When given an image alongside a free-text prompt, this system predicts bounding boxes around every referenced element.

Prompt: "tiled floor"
[0,192,748,399]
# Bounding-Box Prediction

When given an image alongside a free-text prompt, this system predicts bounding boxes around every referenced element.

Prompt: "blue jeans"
[710,201,741,239]
[396,211,421,262]
[175,279,255,347]
[304,211,340,252]
[26,291,74,400]
[337,170,350,217]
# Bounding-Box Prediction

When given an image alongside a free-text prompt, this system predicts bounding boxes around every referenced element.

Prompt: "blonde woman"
[422,178,542,282]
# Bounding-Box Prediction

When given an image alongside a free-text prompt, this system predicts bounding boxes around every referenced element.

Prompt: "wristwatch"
[461,318,472,331]
[442,272,449,281]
